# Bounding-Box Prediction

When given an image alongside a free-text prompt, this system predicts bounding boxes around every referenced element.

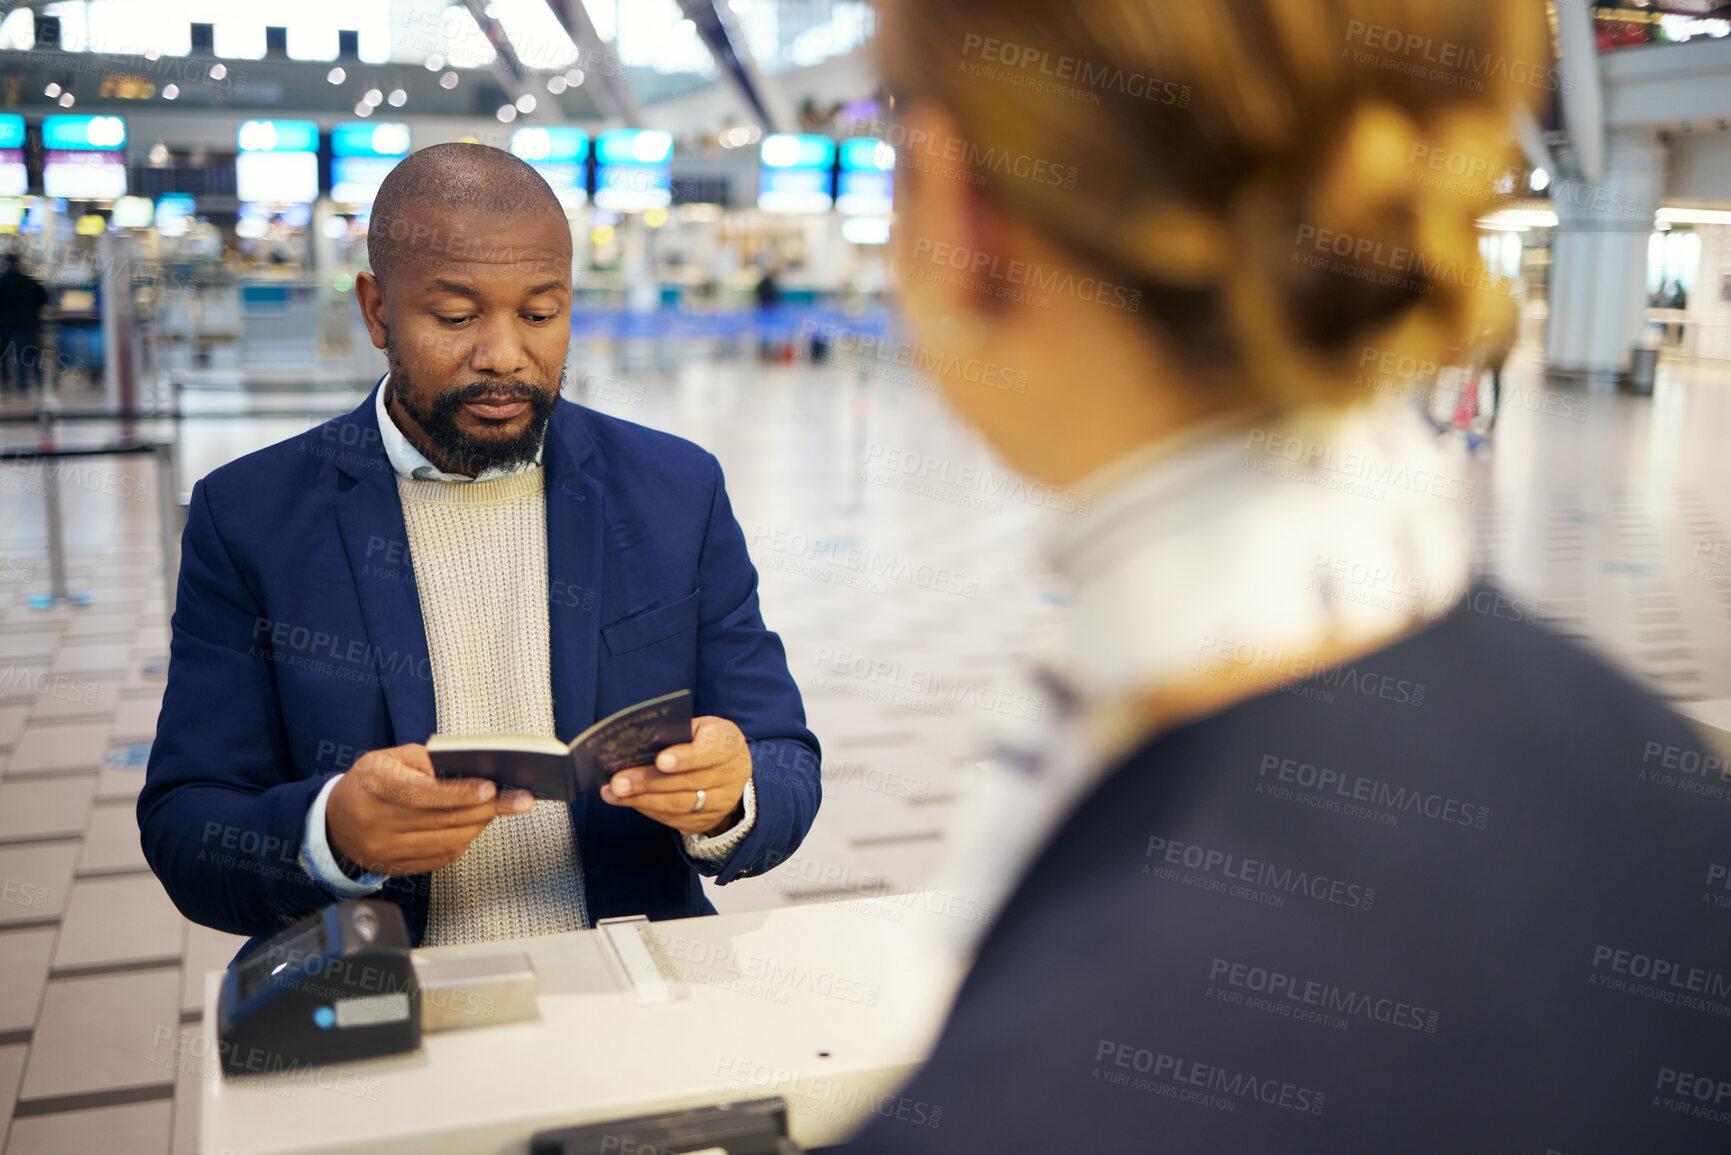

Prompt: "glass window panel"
[582,0,615,44]
[491,0,579,70]
[430,4,497,68]
[213,20,268,59]
[0,10,32,52]
[41,2,88,52]
[31,0,394,59]
[285,1,348,61]
[732,0,876,74]
[82,1,162,55]
[784,0,874,69]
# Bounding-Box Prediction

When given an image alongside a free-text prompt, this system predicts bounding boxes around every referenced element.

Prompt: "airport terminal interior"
[0,1,1728,1151]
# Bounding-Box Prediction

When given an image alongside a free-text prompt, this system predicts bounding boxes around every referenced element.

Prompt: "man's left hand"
[600,716,752,836]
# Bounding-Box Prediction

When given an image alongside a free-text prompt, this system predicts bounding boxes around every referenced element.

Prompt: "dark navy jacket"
[139,385,820,953]
[844,589,1730,1153]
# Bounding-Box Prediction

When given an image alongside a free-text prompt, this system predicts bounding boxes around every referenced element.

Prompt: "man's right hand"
[325,743,533,876]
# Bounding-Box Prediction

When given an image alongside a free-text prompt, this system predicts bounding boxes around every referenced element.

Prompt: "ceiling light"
[564,68,585,87]
[327,66,346,84]
[496,105,518,123]
[515,93,536,113]
[424,54,445,71]
[547,75,568,94]
[388,88,407,107]
[162,84,179,100]
[44,83,61,98]
[57,93,75,107]
[1657,206,1731,226]
[1477,208,1557,231]
[355,102,374,117]
[439,71,459,89]
[209,63,227,80]
[362,88,382,106]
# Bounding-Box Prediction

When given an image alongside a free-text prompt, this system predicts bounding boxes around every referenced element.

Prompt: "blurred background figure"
[754,254,791,362]
[754,258,784,310]
[840,0,1730,1151]
[0,252,48,393]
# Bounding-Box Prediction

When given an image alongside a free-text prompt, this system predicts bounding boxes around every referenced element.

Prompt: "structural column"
[1545,129,1667,392]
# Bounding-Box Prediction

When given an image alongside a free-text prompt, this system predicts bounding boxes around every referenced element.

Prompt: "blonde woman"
[842,1,1726,1151]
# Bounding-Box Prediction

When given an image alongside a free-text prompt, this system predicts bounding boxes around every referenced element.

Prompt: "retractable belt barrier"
[0,436,182,622]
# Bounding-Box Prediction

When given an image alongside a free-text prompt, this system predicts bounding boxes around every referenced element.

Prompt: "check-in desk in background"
[200,897,966,1155]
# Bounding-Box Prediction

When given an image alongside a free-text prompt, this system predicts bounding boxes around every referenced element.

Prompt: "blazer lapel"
[542,400,603,740]
[542,401,604,835]
[330,385,437,745]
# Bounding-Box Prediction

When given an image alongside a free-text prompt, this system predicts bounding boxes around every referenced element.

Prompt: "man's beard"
[386,363,561,477]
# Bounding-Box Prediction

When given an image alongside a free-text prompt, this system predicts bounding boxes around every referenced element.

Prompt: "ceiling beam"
[455,0,561,124]
[675,0,793,134]
[1554,0,1607,181]
[540,0,642,127]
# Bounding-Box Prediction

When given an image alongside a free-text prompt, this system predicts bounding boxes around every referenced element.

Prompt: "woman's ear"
[890,102,1001,341]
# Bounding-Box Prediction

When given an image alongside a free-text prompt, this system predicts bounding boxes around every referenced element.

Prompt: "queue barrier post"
[154,440,181,625]
[40,452,72,605]
[1,440,180,613]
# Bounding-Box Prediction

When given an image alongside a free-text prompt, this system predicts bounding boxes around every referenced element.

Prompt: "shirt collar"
[374,374,544,484]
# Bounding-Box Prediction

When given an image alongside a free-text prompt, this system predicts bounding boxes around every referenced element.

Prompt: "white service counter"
[200,896,966,1155]
[1676,698,1731,760]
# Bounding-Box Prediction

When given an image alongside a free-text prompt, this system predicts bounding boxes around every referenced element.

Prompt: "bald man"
[140,144,821,953]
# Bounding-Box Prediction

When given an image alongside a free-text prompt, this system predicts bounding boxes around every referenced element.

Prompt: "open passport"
[427,689,693,803]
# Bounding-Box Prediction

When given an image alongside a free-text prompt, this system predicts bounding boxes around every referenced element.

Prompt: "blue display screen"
[331,122,411,158]
[331,155,402,205]
[837,170,893,215]
[594,130,672,167]
[42,115,127,151]
[761,134,836,170]
[839,138,895,173]
[237,119,319,153]
[511,126,589,164]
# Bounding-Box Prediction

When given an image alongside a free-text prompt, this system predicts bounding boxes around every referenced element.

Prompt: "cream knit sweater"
[397,469,590,946]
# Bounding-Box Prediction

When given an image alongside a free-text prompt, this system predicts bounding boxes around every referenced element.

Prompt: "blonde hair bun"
[878,0,1549,407]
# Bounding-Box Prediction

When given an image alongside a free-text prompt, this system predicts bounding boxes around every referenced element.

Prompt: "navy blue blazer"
[842,588,1729,1153]
[140,385,821,951]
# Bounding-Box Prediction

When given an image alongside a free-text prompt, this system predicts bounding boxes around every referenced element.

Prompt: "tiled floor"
[0,327,1727,1152]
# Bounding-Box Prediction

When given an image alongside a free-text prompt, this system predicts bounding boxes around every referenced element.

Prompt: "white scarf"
[925,397,1475,962]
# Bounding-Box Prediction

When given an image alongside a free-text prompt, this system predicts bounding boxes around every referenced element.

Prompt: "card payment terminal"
[217,900,421,1076]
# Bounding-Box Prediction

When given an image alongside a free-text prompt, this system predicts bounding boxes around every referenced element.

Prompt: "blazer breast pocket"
[601,588,702,657]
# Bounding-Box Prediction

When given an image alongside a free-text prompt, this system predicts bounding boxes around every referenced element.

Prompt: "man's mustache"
[437,381,546,405]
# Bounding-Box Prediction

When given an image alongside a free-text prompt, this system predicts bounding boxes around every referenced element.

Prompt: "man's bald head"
[367,142,568,288]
